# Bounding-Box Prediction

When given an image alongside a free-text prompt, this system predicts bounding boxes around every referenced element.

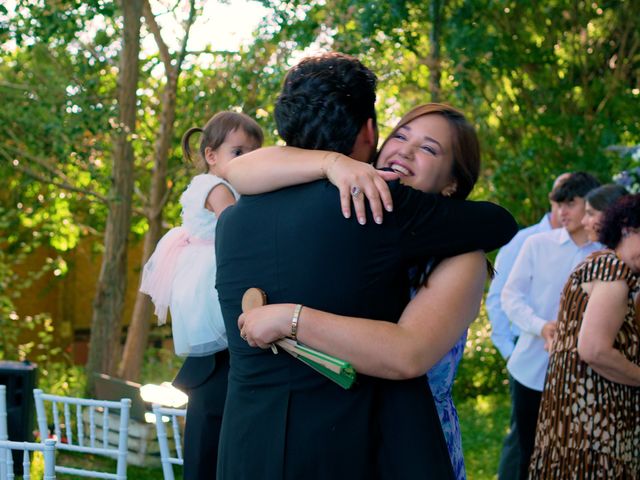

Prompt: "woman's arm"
[239,251,487,379]
[225,146,397,224]
[577,280,640,386]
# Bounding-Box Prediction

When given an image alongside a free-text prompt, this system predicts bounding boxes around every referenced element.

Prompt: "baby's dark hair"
[181,111,264,172]
[598,194,640,248]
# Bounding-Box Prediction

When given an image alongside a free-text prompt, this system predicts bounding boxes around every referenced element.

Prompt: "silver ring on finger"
[350,185,362,198]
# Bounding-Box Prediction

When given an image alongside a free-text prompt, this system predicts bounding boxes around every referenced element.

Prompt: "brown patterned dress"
[529,251,640,479]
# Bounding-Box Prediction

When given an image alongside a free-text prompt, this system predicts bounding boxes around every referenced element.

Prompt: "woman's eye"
[392,133,407,141]
[421,145,437,155]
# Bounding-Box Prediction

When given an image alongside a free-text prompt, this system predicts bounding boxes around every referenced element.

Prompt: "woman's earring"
[442,185,457,197]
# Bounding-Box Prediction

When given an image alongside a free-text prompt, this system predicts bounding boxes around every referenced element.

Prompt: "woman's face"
[616,228,640,273]
[376,114,456,194]
[581,201,604,242]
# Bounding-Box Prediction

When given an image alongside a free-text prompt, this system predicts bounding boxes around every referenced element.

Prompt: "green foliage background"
[1,2,639,476]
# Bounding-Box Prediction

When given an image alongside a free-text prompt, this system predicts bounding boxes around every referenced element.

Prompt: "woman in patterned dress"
[529,194,640,479]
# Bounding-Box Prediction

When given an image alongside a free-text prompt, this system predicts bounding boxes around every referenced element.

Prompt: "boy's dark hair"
[274,52,377,156]
[598,194,639,248]
[584,184,628,212]
[182,111,264,172]
[549,172,601,203]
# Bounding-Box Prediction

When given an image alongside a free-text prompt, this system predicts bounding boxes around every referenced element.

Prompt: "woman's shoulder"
[578,250,636,284]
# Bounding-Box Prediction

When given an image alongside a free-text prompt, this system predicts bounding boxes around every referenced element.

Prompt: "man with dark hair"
[274,53,378,157]
[501,171,602,478]
[214,52,516,479]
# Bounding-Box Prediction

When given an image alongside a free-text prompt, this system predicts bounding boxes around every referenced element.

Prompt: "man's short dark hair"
[274,52,377,155]
[549,172,601,203]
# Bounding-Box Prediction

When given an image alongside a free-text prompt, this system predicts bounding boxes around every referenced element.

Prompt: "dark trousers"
[174,350,230,480]
[512,379,542,480]
[498,375,521,480]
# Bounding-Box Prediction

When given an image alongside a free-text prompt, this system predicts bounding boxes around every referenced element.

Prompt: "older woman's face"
[581,201,604,243]
[376,114,456,194]
[617,228,640,273]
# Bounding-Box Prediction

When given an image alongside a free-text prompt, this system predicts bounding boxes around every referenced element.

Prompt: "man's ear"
[364,117,377,147]
[351,118,378,163]
[204,146,216,167]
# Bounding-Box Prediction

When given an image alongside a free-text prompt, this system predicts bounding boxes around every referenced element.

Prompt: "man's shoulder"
[229,181,333,210]
[388,180,440,209]
[217,180,341,233]
[523,227,563,246]
[520,215,551,236]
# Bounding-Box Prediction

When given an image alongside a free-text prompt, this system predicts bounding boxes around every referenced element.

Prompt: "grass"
[457,392,511,480]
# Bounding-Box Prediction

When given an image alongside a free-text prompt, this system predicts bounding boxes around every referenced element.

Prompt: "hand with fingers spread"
[322,153,399,225]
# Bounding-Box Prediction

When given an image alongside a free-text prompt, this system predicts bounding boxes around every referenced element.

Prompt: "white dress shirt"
[486,214,553,359]
[502,228,602,391]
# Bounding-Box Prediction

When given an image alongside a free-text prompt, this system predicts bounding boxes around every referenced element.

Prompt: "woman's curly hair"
[598,194,640,248]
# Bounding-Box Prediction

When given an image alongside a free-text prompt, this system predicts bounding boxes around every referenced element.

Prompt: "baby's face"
[205,127,260,177]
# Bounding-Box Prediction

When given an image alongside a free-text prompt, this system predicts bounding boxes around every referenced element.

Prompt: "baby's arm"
[226,146,397,224]
[205,184,236,217]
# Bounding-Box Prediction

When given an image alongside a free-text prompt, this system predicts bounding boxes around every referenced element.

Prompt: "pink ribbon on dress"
[139,226,213,325]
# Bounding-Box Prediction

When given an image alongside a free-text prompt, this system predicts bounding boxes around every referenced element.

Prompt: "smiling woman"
[375,103,480,200]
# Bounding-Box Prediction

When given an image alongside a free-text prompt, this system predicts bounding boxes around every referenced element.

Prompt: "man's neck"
[568,228,590,246]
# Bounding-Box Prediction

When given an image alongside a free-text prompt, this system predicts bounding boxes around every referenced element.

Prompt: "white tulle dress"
[140,173,237,356]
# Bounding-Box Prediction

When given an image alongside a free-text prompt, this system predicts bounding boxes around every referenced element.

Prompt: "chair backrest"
[33,389,131,480]
[152,404,186,480]
[0,385,7,441]
[0,438,56,480]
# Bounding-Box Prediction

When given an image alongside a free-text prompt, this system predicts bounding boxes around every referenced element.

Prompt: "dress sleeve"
[181,174,238,211]
[390,181,518,264]
[582,251,637,288]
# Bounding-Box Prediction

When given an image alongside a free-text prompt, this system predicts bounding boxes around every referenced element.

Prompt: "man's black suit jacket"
[215,180,516,480]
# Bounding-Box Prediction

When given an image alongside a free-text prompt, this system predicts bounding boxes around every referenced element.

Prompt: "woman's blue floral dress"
[427,331,467,480]
[410,262,467,479]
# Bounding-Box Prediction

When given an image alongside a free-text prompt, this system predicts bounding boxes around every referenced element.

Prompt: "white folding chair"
[0,385,6,442]
[33,389,131,480]
[0,438,56,480]
[152,404,186,480]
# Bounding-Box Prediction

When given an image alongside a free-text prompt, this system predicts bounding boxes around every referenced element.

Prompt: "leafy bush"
[454,305,510,401]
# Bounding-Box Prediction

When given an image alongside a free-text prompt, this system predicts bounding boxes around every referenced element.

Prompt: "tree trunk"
[118,74,177,381]
[86,0,143,393]
[117,0,196,382]
[429,0,443,102]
